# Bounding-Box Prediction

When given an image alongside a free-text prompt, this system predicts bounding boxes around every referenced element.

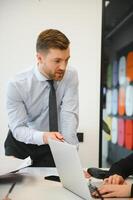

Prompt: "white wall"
[0,0,102,168]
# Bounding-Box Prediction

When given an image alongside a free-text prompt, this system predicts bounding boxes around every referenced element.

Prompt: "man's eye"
[55,60,60,63]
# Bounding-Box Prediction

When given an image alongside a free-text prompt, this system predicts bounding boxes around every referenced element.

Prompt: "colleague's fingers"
[103,178,110,184]
[118,176,124,184]
[94,184,132,198]
[99,185,124,196]
[103,178,109,184]
[99,186,113,194]
[93,192,112,198]
[105,176,113,184]
[113,176,122,184]
[112,176,118,184]
[3,197,11,200]
[101,192,116,198]
[104,175,124,184]
[112,175,122,184]
[92,185,118,198]
[83,170,91,178]
[92,188,113,198]
[123,181,128,185]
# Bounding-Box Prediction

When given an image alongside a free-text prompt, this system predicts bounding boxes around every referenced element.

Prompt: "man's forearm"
[11,126,44,145]
[60,111,79,145]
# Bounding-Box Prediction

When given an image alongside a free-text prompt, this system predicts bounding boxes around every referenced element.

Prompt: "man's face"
[37,47,70,81]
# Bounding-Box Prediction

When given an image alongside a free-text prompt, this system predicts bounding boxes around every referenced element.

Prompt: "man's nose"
[59,62,67,70]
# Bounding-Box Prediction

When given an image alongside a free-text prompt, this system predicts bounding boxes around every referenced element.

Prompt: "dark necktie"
[47,80,58,131]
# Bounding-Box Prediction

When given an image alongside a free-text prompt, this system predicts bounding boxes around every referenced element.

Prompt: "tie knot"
[47,80,54,87]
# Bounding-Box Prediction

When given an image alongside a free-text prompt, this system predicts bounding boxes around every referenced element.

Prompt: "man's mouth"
[55,72,64,80]
[57,71,64,76]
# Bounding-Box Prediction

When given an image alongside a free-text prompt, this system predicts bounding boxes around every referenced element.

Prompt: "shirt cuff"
[33,131,44,145]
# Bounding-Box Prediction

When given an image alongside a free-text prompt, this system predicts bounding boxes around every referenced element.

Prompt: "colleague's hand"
[104,174,125,184]
[43,132,64,144]
[83,170,91,178]
[93,182,132,198]
[3,196,11,200]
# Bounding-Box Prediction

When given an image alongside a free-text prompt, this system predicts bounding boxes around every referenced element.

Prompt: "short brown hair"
[36,29,70,52]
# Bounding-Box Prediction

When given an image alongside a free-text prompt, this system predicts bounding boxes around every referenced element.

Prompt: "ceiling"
[104,0,133,36]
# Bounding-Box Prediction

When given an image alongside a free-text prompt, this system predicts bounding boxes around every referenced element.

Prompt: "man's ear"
[36,52,43,63]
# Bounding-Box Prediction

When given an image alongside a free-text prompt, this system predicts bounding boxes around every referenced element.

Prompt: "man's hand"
[93,182,131,198]
[104,174,125,184]
[43,132,64,144]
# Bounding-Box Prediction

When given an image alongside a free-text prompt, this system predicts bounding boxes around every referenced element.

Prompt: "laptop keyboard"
[88,180,103,200]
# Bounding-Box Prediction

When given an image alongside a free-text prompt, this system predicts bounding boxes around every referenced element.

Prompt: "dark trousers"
[4,130,55,167]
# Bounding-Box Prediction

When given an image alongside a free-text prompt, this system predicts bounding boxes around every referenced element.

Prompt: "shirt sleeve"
[105,153,133,179]
[6,81,44,145]
[60,69,79,146]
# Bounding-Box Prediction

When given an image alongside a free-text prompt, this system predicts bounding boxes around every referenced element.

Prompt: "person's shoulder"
[9,66,34,84]
[61,66,78,86]
[67,66,77,74]
[65,66,78,79]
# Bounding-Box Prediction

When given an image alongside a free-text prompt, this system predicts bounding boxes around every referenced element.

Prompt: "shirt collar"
[34,65,60,88]
[34,65,48,82]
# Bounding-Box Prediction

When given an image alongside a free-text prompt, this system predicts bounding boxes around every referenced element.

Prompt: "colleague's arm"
[86,153,133,182]
[6,81,63,145]
[60,68,79,146]
[105,153,133,180]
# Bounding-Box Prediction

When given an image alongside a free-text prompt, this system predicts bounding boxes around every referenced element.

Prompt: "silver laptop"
[48,139,99,200]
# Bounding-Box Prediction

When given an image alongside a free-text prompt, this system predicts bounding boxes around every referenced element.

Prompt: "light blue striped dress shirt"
[6,66,79,146]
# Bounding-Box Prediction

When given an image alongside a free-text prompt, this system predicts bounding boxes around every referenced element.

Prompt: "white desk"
[0,167,85,200]
[0,168,132,200]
